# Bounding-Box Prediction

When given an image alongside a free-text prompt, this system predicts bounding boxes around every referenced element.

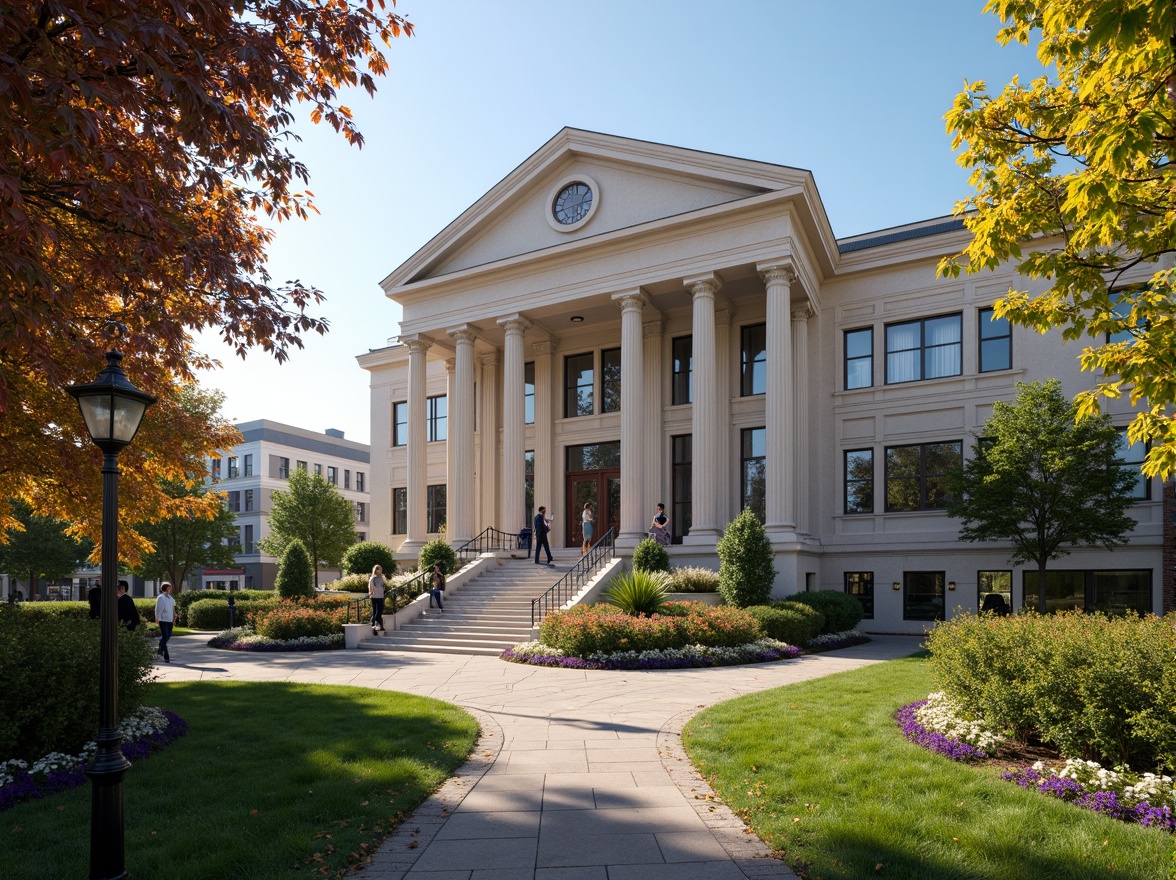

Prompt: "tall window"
[844,328,873,389]
[978,307,1011,372]
[296,460,308,472]
[740,323,767,396]
[844,449,874,514]
[227,491,240,513]
[426,484,446,533]
[845,572,874,619]
[601,347,622,413]
[227,456,239,479]
[885,441,961,511]
[243,524,254,554]
[524,362,535,425]
[978,570,1012,615]
[392,401,408,446]
[565,352,594,417]
[278,457,290,479]
[885,314,962,383]
[344,469,351,490]
[524,450,535,526]
[355,501,366,523]
[1115,427,1149,499]
[392,488,407,535]
[427,395,447,441]
[672,336,693,405]
[327,466,338,485]
[243,489,254,513]
[243,454,253,477]
[672,434,692,542]
[314,463,322,476]
[356,471,365,492]
[904,571,945,621]
[741,427,766,520]
[210,457,221,480]
[1107,291,1141,344]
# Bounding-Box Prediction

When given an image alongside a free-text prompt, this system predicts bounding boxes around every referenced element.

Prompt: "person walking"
[116,580,140,631]
[580,503,594,554]
[155,582,176,663]
[368,564,387,635]
[533,505,553,565]
[428,562,445,611]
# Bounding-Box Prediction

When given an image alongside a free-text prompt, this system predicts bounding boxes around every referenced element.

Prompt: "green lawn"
[1,681,478,879]
[683,655,1174,880]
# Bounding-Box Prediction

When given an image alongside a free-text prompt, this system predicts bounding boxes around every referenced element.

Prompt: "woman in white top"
[368,565,387,635]
[154,582,176,663]
[580,503,595,554]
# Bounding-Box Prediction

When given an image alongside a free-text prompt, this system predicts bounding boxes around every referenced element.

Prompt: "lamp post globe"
[67,350,155,880]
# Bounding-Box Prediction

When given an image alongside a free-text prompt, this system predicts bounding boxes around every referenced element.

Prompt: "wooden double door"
[565,468,620,548]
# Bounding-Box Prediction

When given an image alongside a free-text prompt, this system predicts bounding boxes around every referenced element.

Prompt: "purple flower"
[1002,766,1176,832]
[895,701,988,762]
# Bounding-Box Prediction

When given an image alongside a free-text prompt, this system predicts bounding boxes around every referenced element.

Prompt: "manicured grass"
[1,681,478,879]
[683,656,1173,880]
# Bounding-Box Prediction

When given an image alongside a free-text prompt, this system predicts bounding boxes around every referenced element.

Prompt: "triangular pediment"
[381,128,816,290]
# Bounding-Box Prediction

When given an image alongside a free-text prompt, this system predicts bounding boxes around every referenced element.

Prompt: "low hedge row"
[539,603,761,656]
[12,598,158,623]
[745,604,824,647]
[774,590,863,634]
[0,605,155,761]
[253,605,342,640]
[926,611,1176,772]
[174,589,276,624]
[186,598,279,631]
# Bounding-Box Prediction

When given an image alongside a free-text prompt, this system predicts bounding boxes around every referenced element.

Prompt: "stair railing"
[530,527,616,629]
[454,526,525,565]
[345,573,426,623]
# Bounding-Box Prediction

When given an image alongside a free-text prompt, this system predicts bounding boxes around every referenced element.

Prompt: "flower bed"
[501,638,800,670]
[0,706,188,812]
[804,628,870,652]
[207,626,343,652]
[896,694,1002,762]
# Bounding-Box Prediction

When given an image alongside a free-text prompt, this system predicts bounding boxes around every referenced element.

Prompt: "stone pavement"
[154,634,921,879]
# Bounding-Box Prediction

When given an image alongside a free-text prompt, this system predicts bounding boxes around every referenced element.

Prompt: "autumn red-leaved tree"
[0,1,412,554]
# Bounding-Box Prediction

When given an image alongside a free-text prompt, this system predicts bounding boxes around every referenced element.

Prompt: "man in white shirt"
[155,582,176,663]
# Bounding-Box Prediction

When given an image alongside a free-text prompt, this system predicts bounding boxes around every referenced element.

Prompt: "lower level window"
[904,571,945,621]
[844,572,874,619]
[1022,569,1152,615]
[978,570,1011,616]
[741,427,766,521]
[426,484,447,534]
[392,488,407,535]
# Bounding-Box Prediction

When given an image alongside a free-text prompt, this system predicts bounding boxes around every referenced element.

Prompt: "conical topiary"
[275,539,315,599]
[716,508,776,607]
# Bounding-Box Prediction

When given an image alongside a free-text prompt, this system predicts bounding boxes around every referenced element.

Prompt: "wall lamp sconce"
[892,581,901,591]
[570,315,584,323]
[948,581,957,591]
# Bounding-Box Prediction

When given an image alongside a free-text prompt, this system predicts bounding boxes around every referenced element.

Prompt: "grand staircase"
[361,549,586,656]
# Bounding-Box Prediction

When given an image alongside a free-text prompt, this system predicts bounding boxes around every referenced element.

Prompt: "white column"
[792,304,812,536]
[761,263,797,539]
[444,358,456,539]
[642,319,664,524]
[404,336,431,553]
[683,273,721,542]
[479,351,500,533]
[715,307,732,528]
[499,316,531,532]
[613,291,647,548]
[532,339,555,536]
[447,325,477,545]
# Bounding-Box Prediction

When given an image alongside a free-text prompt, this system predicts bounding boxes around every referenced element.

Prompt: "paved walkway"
[154,635,922,879]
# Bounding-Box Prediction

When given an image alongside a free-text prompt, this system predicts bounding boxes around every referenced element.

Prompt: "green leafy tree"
[418,540,457,577]
[274,540,315,599]
[940,0,1176,479]
[341,541,397,577]
[631,537,670,574]
[259,468,356,588]
[948,380,1138,613]
[716,508,776,608]
[0,500,90,596]
[133,482,239,594]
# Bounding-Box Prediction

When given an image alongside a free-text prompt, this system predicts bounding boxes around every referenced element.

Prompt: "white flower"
[914,692,1005,752]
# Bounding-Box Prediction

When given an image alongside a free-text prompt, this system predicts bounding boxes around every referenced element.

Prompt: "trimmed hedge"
[0,605,155,761]
[632,537,670,574]
[174,589,274,625]
[539,603,761,656]
[340,541,396,577]
[187,598,278,631]
[746,604,823,647]
[13,598,158,623]
[716,508,776,607]
[779,590,863,634]
[926,611,1176,772]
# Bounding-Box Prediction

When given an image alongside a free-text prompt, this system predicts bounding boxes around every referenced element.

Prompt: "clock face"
[553,182,593,225]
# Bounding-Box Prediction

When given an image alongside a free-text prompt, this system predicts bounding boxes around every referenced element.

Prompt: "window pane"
[885,445,922,512]
[671,434,692,542]
[1023,570,1085,613]
[741,427,766,520]
[1115,427,1148,499]
[524,362,535,425]
[979,338,1010,372]
[672,336,693,405]
[427,396,447,442]
[601,348,622,413]
[923,315,961,379]
[565,353,594,418]
[845,449,873,514]
[393,401,408,446]
[845,571,874,619]
[741,324,767,396]
[923,442,961,509]
[566,442,621,472]
[1092,570,1151,615]
[846,328,873,389]
[903,571,944,621]
[978,570,1011,615]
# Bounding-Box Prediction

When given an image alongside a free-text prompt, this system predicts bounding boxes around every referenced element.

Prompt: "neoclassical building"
[359,129,1166,633]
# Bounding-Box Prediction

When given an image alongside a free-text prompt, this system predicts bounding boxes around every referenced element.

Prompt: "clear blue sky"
[199,0,1041,445]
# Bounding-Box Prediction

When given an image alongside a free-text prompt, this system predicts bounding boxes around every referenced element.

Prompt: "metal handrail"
[455,526,525,563]
[531,528,616,628]
[345,575,424,623]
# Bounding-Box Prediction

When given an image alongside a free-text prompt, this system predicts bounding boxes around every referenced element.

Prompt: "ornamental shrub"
[418,539,457,577]
[187,598,278,631]
[715,508,776,607]
[770,599,825,636]
[779,590,862,634]
[322,573,371,593]
[667,566,721,594]
[275,540,315,599]
[539,602,760,656]
[341,541,397,577]
[173,589,274,624]
[746,605,822,647]
[604,570,669,615]
[631,537,670,574]
[0,605,155,761]
[252,604,341,640]
[926,611,1176,771]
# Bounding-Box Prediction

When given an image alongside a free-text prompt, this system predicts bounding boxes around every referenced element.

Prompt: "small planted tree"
[418,540,457,576]
[274,540,314,600]
[341,541,396,577]
[259,468,356,588]
[631,537,670,574]
[716,508,776,608]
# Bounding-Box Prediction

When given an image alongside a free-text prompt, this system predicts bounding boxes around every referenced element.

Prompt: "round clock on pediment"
[546,174,600,232]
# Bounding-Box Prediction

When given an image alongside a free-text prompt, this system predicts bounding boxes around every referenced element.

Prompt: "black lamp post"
[68,350,155,880]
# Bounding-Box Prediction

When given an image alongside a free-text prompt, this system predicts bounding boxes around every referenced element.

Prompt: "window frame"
[740,323,767,397]
[978,307,1011,373]
[903,570,945,621]
[884,313,962,384]
[978,570,1012,616]
[392,401,408,447]
[278,457,290,479]
[671,433,692,543]
[1115,427,1150,500]
[426,484,446,533]
[601,347,622,414]
[524,362,536,425]
[844,327,873,389]
[844,571,874,619]
[844,448,874,515]
[242,454,253,477]
[356,471,365,493]
[564,352,595,418]
[426,395,447,442]
[392,487,407,535]
[740,426,766,521]
[671,336,693,405]
[327,466,338,486]
[884,441,962,512]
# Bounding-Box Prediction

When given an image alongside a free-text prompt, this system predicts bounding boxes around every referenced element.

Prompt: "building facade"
[358,129,1165,633]
[208,420,371,590]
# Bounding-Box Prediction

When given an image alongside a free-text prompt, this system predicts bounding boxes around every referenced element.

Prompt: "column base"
[681,531,720,546]
[764,526,799,546]
[397,539,426,558]
[615,531,646,551]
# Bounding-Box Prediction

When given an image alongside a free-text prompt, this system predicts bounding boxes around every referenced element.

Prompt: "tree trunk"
[1037,559,1048,614]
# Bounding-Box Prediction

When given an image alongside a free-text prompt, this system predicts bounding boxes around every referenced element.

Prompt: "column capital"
[643,319,665,339]
[612,290,648,313]
[447,324,479,346]
[444,357,455,374]
[715,308,732,327]
[497,314,532,336]
[479,351,501,369]
[531,340,556,358]
[401,334,432,356]
[792,302,814,323]
[683,272,722,298]
[757,260,797,286]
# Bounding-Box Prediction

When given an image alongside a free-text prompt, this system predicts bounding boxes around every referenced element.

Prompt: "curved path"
[155,635,921,879]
